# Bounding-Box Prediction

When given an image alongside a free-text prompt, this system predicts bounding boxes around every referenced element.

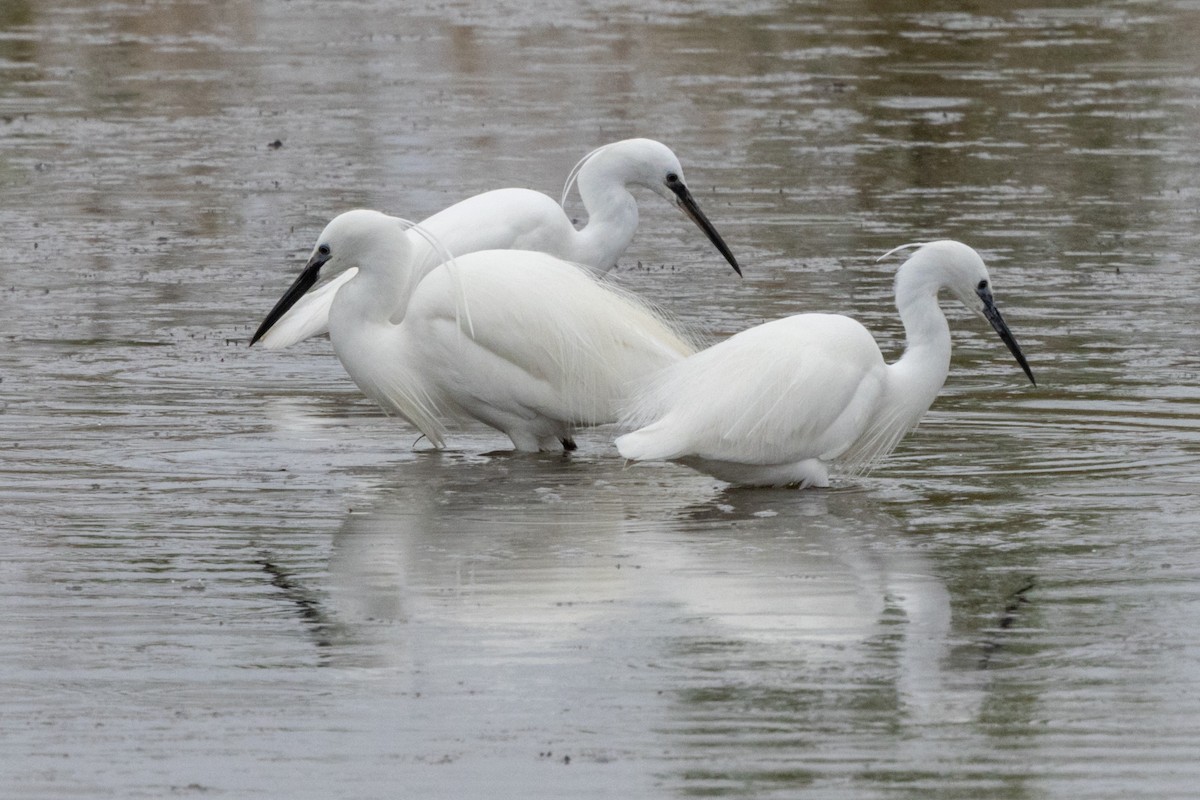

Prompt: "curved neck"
[886,264,954,423]
[573,156,639,271]
[327,259,437,436]
[329,233,418,328]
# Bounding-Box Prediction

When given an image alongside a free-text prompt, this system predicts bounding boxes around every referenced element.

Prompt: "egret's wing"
[618,314,887,466]
[406,251,694,426]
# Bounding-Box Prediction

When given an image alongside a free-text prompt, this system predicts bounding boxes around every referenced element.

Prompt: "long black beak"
[249,251,330,346]
[979,286,1036,386]
[667,180,742,277]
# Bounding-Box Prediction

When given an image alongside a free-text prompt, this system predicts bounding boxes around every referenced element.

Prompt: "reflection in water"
[318,461,992,792]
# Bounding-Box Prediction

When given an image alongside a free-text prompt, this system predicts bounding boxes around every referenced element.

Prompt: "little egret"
[256,138,740,349]
[251,210,696,452]
[615,240,1036,488]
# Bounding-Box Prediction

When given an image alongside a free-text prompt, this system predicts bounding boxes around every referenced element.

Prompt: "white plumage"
[255,138,739,349]
[616,240,1036,488]
[252,210,694,452]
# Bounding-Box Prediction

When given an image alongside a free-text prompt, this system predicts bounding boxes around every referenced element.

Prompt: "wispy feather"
[559,143,611,208]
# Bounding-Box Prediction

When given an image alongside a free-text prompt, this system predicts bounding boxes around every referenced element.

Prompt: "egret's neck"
[327,249,432,422]
[887,265,954,423]
[574,163,639,271]
[329,240,416,329]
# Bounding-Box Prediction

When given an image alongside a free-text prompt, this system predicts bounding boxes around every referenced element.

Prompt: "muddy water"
[3,1,1200,798]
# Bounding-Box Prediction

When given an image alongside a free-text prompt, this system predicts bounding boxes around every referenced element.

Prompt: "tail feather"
[615,421,681,462]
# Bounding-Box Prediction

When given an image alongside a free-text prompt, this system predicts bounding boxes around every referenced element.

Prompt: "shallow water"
[3,1,1200,797]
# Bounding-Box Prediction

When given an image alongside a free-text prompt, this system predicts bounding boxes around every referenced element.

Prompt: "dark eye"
[665,172,680,185]
[977,279,988,291]
[318,243,331,257]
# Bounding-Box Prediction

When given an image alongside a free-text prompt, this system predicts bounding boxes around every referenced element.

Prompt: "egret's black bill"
[979,287,1036,386]
[249,251,329,346]
[668,181,742,277]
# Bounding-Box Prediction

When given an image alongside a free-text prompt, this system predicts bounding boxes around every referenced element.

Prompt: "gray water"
[3,1,1200,797]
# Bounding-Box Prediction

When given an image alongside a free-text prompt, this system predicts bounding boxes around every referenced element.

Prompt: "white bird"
[251,210,696,452]
[615,240,1036,488]
[255,138,740,349]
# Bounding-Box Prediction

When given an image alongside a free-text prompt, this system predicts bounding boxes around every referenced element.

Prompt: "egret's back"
[403,250,695,434]
[617,314,888,466]
[418,189,578,263]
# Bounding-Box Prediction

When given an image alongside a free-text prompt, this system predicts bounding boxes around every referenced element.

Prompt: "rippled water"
[4,1,1200,798]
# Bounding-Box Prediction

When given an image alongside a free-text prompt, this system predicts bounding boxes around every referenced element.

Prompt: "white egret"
[251,210,695,452]
[255,138,740,349]
[615,240,1036,488]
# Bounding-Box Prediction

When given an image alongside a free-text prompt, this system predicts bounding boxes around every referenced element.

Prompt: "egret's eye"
[318,244,331,257]
[665,172,680,185]
[977,279,988,291]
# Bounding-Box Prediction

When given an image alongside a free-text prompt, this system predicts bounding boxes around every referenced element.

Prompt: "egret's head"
[582,138,741,276]
[888,240,1036,386]
[918,240,990,312]
[250,209,415,347]
[598,138,686,200]
[307,209,415,279]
